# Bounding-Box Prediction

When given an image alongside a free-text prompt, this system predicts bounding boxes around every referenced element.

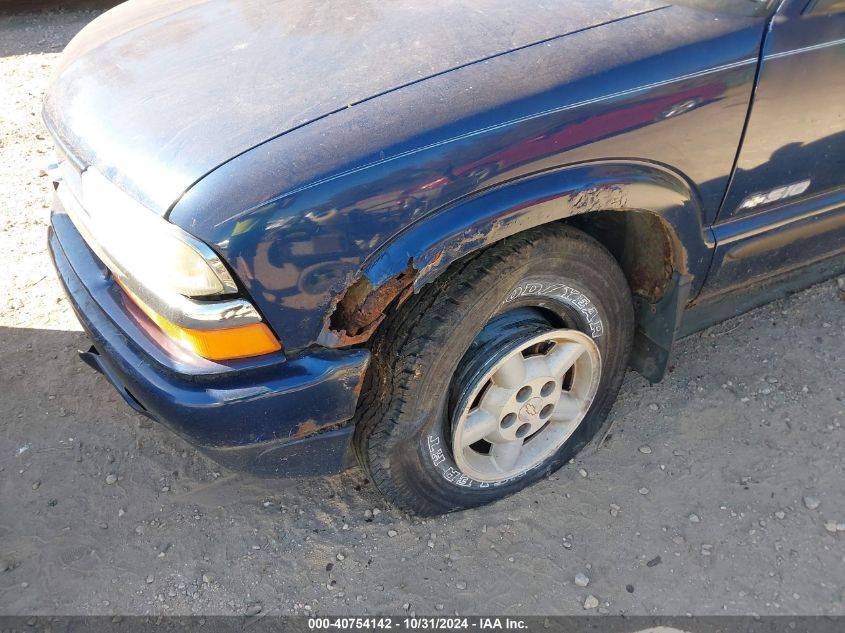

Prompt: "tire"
[353,223,634,516]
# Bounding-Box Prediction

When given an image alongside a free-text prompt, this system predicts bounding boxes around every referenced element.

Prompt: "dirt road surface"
[1,7,844,617]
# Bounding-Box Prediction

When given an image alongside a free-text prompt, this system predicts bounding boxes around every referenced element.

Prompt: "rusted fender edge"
[326,260,418,346]
[320,160,711,348]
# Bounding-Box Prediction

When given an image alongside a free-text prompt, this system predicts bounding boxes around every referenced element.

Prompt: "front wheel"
[353,224,634,515]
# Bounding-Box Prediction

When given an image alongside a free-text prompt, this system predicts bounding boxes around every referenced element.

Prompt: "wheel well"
[326,209,681,356]
[565,210,677,303]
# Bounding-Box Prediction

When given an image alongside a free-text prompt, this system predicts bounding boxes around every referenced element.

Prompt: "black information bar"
[0,616,842,633]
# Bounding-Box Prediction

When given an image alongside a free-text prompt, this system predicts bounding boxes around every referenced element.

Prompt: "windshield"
[667,0,777,16]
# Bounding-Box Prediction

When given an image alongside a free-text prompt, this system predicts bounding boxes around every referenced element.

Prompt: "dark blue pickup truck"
[45,0,845,515]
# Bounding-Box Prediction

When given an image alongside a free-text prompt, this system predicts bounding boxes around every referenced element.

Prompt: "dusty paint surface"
[2,8,844,618]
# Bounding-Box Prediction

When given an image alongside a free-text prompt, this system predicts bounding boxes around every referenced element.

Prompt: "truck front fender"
[323,160,713,381]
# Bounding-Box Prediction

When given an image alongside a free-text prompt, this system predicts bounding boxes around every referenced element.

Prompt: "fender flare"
[323,160,715,380]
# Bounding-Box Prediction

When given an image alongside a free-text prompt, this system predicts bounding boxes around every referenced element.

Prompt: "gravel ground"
[1,7,844,617]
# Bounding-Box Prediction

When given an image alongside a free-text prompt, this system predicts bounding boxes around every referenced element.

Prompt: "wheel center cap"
[518,397,544,422]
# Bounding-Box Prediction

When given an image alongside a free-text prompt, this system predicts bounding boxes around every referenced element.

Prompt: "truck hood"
[44,0,664,214]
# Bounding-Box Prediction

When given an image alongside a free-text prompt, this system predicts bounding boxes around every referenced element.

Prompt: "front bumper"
[48,205,370,477]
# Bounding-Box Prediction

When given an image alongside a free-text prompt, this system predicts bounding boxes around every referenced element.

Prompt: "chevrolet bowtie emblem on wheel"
[738,180,811,210]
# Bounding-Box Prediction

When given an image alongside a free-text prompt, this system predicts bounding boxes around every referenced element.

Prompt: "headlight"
[57,166,281,361]
[80,168,236,298]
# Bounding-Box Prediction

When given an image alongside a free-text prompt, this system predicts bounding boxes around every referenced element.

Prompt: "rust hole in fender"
[328,260,418,346]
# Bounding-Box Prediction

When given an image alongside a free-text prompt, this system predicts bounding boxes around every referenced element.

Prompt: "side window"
[805,0,845,15]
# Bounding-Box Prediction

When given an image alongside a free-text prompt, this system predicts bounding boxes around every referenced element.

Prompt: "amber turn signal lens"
[116,280,281,361]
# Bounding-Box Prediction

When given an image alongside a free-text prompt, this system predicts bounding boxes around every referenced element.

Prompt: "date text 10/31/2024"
[308,617,529,630]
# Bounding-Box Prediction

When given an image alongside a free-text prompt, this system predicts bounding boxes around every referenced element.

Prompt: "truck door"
[701,0,845,298]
